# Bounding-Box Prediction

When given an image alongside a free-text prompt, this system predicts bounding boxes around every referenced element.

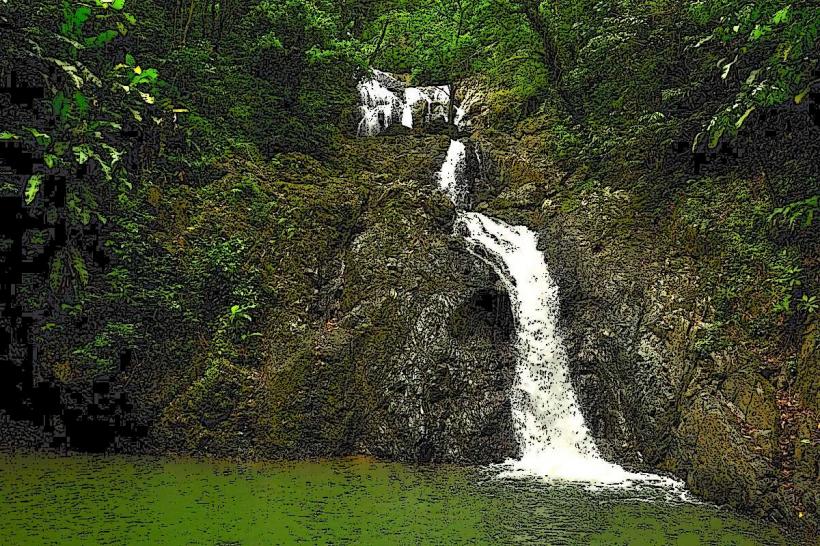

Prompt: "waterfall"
[358,71,684,491]
[436,139,468,206]
[357,70,466,136]
[437,140,685,488]
[458,212,634,482]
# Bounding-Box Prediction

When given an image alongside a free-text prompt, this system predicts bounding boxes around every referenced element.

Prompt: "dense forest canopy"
[3,1,818,153]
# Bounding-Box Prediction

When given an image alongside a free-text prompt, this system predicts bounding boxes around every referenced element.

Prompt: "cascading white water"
[458,212,636,482]
[437,140,684,489]
[357,72,685,492]
[357,73,404,137]
[436,139,468,206]
[357,70,466,136]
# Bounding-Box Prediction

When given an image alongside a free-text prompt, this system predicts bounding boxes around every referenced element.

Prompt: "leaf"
[72,6,92,28]
[745,69,761,85]
[27,128,51,146]
[124,12,137,25]
[73,145,92,164]
[52,92,71,119]
[44,154,57,169]
[50,58,84,88]
[50,257,63,291]
[694,35,713,48]
[86,30,119,48]
[141,68,158,82]
[130,68,158,86]
[71,250,89,286]
[720,57,737,80]
[25,175,42,204]
[0,132,19,140]
[772,6,790,25]
[709,127,725,148]
[749,25,771,41]
[735,106,755,129]
[112,0,125,10]
[73,92,89,115]
[125,53,135,66]
[79,65,102,88]
[100,143,124,166]
[794,86,810,104]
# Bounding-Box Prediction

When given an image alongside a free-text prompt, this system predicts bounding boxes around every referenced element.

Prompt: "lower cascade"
[459,212,637,483]
[437,138,684,490]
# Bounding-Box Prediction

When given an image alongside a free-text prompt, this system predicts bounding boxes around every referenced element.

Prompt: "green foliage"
[769,256,815,318]
[769,194,819,230]
[2,1,178,383]
[228,304,254,325]
[690,0,820,148]
[71,321,139,372]
[24,175,43,205]
[797,294,818,314]
[6,0,169,234]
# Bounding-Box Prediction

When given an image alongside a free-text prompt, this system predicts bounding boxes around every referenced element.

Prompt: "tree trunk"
[182,0,197,46]
[368,20,389,67]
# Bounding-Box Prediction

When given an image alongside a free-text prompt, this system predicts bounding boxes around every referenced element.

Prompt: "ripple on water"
[0,454,799,545]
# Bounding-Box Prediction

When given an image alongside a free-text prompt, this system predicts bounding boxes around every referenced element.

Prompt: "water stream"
[437,139,664,486]
[386,71,685,490]
[357,69,466,136]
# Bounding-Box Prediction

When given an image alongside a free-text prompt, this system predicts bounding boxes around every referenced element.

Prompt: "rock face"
[473,127,819,532]
[147,135,518,464]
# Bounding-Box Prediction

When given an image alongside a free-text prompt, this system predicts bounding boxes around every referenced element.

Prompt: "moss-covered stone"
[797,320,820,414]
[137,133,518,463]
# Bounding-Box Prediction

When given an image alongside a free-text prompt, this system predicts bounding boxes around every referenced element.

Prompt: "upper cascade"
[357,69,466,136]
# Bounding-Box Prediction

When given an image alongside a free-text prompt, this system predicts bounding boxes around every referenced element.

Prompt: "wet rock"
[672,394,774,509]
[474,131,818,532]
[141,134,518,464]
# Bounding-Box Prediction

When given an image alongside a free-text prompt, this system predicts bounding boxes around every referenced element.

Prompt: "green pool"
[0,453,800,545]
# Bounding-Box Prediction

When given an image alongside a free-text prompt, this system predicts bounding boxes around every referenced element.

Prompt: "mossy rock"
[151,358,266,456]
[675,395,775,510]
[720,371,779,456]
[797,320,820,414]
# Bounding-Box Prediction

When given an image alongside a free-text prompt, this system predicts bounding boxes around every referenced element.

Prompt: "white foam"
[436,140,467,205]
[431,138,687,493]
[456,211,687,494]
[357,72,467,136]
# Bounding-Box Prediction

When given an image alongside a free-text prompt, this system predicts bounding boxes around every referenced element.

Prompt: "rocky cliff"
[140,135,519,464]
[471,119,819,532]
